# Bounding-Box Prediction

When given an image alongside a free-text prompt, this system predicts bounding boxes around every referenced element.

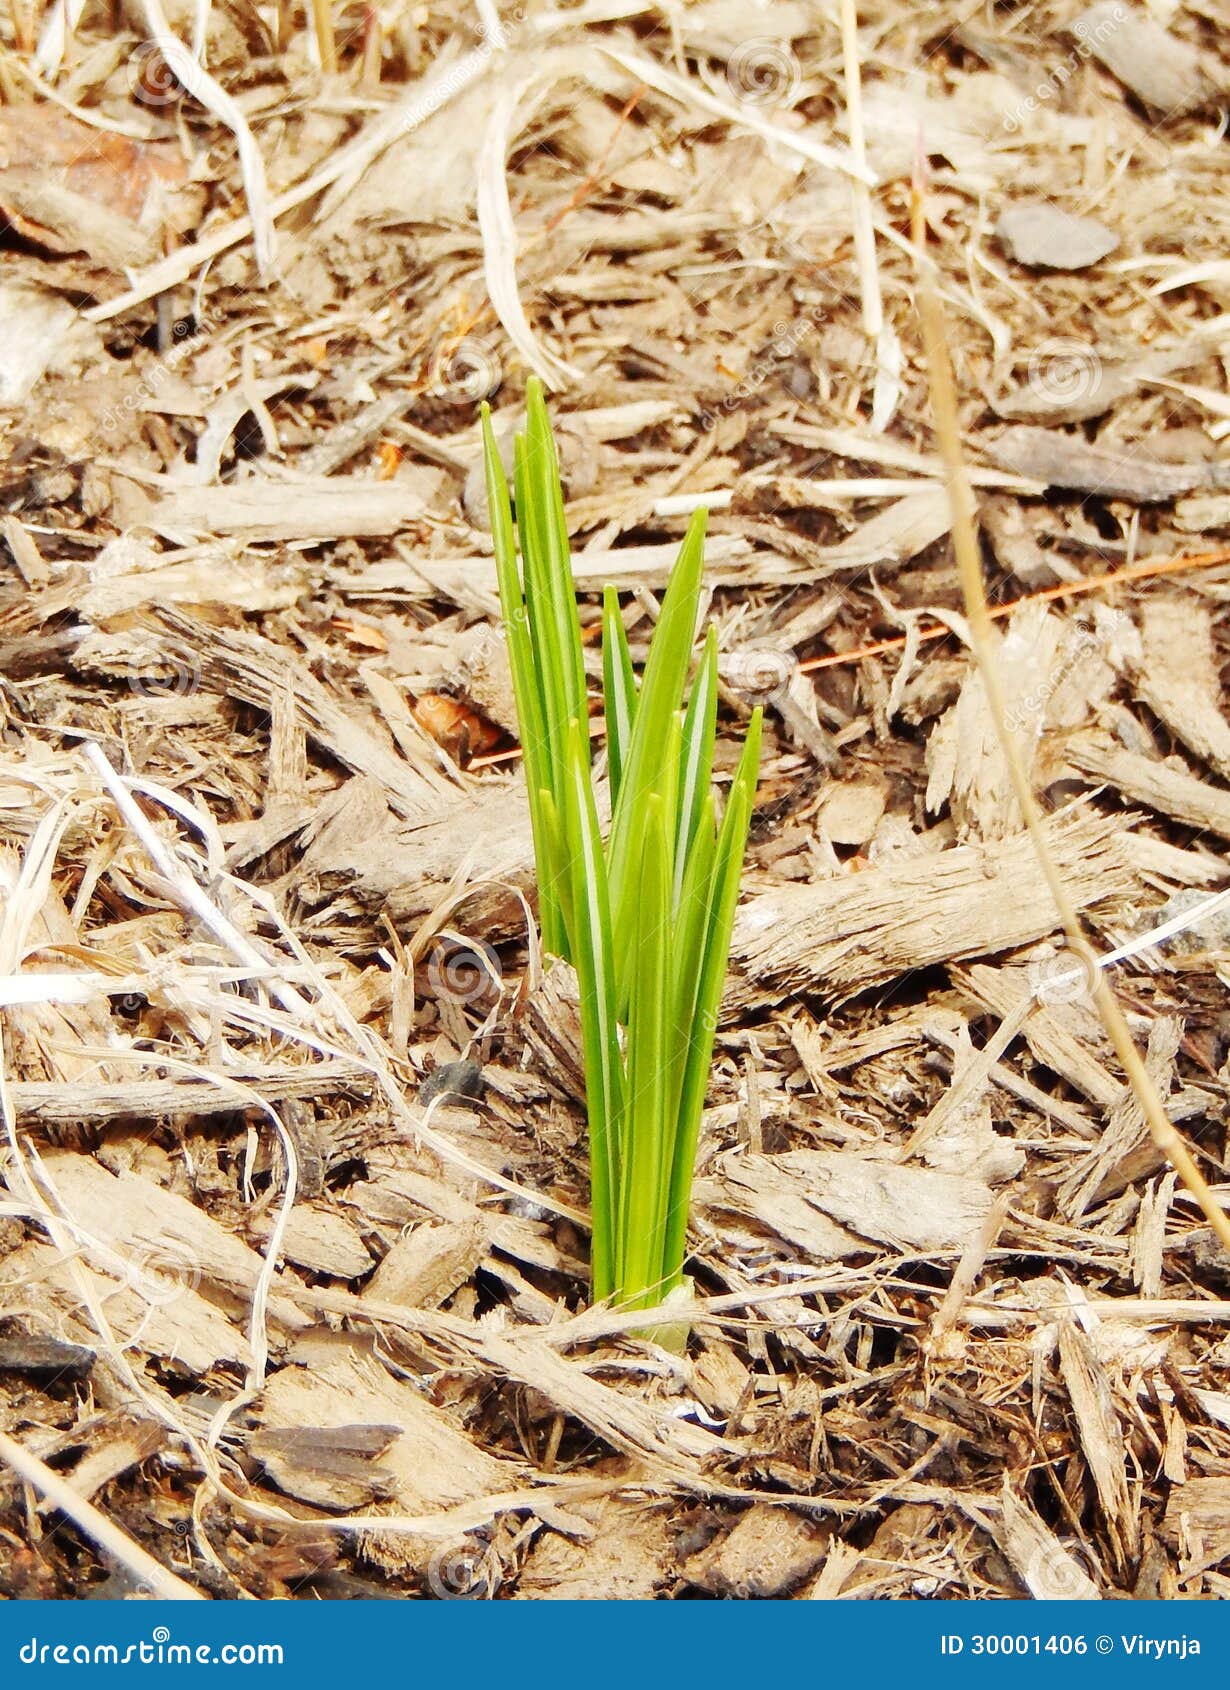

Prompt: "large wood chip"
[996,203,1118,270]
[248,1424,400,1513]
[683,1504,831,1598]
[363,1219,491,1310]
[516,1499,670,1600]
[1058,1321,1138,1572]
[254,1207,374,1280]
[7,1241,252,1373]
[133,473,438,541]
[997,1484,1102,1599]
[1161,1478,1230,1565]
[988,427,1227,503]
[1072,3,1217,117]
[732,809,1132,1005]
[296,774,535,926]
[258,1349,515,1525]
[699,1150,995,1257]
[1134,601,1230,783]
[1057,1016,1183,1216]
[1069,737,1230,841]
[35,1150,304,1332]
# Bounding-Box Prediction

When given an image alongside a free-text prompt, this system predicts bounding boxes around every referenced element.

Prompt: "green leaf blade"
[619,794,671,1309]
[660,709,762,1291]
[601,586,636,806]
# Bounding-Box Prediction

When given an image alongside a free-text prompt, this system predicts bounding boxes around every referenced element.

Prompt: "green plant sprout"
[482,379,761,1312]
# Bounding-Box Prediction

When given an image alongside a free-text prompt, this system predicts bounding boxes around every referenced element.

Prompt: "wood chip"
[1133,601,1230,783]
[683,1504,831,1598]
[132,473,439,541]
[1073,2,1216,117]
[1069,737,1230,841]
[988,427,1228,502]
[1058,1321,1138,1572]
[733,809,1132,1005]
[996,203,1118,270]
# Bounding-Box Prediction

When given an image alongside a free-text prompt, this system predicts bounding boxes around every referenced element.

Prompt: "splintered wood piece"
[1057,1016,1183,1216]
[1069,738,1230,841]
[733,810,1132,1005]
[698,1149,994,1257]
[136,475,436,541]
[1133,601,1230,783]
[1072,2,1217,117]
[988,427,1226,503]
[996,1484,1101,1600]
[1161,1478,1230,1567]
[515,1499,665,1601]
[956,963,1122,1108]
[1058,1322,1139,1573]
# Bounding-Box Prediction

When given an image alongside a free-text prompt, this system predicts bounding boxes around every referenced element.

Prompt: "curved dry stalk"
[914,224,1230,1261]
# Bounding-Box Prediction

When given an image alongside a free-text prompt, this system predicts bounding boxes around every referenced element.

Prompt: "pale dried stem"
[915,234,1230,1262]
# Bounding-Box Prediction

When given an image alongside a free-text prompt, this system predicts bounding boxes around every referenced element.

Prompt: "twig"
[837,0,882,340]
[311,0,337,73]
